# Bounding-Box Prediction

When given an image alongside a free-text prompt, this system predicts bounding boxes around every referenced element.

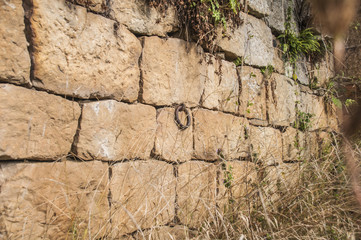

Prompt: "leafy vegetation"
[278,7,322,63]
[147,0,243,48]
[293,110,314,131]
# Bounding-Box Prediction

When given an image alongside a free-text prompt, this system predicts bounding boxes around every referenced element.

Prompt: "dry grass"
[195,133,361,240]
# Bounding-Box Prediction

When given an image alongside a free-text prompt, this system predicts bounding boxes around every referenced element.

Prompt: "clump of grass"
[196,134,361,239]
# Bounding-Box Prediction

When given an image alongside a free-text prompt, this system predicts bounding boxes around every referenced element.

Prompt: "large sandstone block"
[298,92,328,130]
[250,126,282,165]
[238,66,267,122]
[193,109,250,161]
[109,0,178,36]
[0,84,80,160]
[31,0,141,101]
[0,161,109,239]
[201,54,239,113]
[154,108,193,163]
[177,161,217,228]
[110,160,175,236]
[141,37,205,107]
[218,161,257,210]
[0,0,31,85]
[215,12,274,67]
[268,73,297,126]
[75,101,156,161]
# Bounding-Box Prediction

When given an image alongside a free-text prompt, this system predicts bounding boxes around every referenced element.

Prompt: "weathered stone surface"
[273,45,285,75]
[0,0,31,85]
[0,84,80,160]
[154,107,193,163]
[193,109,250,161]
[268,73,297,126]
[265,0,285,33]
[218,161,257,206]
[73,0,106,13]
[201,54,239,113]
[250,126,282,165]
[298,92,328,130]
[141,37,205,107]
[238,66,267,122]
[177,161,217,228]
[243,0,271,17]
[0,161,109,239]
[216,12,274,67]
[133,225,197,240]
[110,0,178,36]
[75,101,156,161]
[307,53,334,87]
[110,160,175,236]
[31,0,141,101]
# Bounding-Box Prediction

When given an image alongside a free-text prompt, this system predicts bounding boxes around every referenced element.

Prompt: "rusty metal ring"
[175,104,191,130]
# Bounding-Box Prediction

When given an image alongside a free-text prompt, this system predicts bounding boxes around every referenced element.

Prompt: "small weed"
[293,110,314,131]
[233,56,243,66]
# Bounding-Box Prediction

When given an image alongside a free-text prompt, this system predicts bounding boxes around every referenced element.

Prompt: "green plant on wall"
[293,110,314,132]
[278,6,321,64]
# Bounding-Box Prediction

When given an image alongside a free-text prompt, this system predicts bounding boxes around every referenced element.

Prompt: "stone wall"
[0,0,338,238]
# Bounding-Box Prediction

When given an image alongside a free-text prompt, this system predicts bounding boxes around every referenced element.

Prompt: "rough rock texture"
[0,84,80,160]
[110,0,178,36]
[73,0,106,13]
[193,109,250,161]
[141,37,205,107]
[177,161,217,228]
[244,0,271,17]
[250,126,282,165]
[75,101,156,161]
[265,0,286,33]
[201,54,239,113]
[268,73,297,126]
[307,53,334,87]
[238,66,267,122]
[110,160,175,236]
[154,108,193,163]
[298,92,328,130]
[218,161,257,206]
[282,127,313,162]
[216,12,274,67]
[0,161,109,239]
[0,0,31,85]
[31,0,141,101]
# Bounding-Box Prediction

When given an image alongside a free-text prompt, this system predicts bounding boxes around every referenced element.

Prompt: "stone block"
[0,0,31,85]
[31,0,141,101]
[238,66,267,121]
[154,108,193,163]
[250,126,282,165]
[215,12,274,67]
[75,101,156,161]
[307,53,334,87]
[298,92,328,130]
[265,0,286,33]
[243,0,271,17]
[193,109,250,161]
[141,37,205,107]
[218,161,257,208]
[0,161,109,239]
[201,54,239,113]
[109,0,178,36]
[110,160,175,236]
[177,161,217,228]
[282,127,313,162]
[268,73,297,126]
[0,84,80,160]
